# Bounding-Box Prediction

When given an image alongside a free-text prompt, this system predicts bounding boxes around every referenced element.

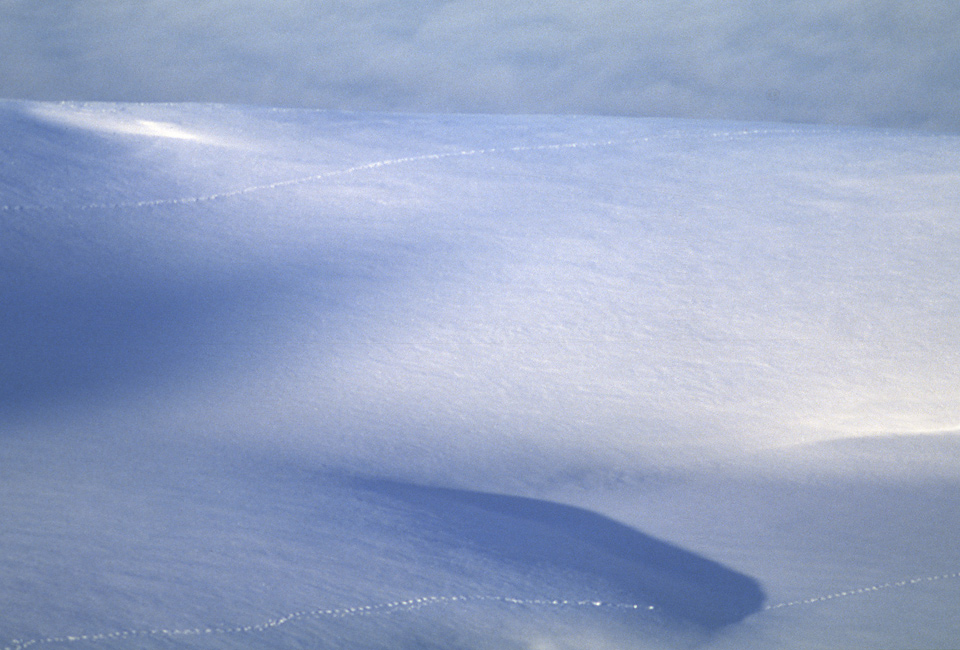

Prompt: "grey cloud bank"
[1,0,958,131]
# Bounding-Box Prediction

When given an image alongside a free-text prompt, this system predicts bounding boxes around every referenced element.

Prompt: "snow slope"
[1,100,959,649]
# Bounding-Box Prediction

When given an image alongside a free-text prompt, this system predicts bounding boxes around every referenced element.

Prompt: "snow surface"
[1,100,959,649]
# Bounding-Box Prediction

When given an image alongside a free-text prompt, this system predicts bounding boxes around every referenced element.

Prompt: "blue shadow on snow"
[352,479,765,630]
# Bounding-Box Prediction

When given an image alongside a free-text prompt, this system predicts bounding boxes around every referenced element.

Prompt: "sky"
[1,0,958,132]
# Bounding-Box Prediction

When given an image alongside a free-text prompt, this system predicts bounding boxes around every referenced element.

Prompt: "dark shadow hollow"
[0,228,406,417]
[351,478,765,630]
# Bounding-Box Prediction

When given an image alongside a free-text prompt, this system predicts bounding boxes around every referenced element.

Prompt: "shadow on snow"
[351,478,766,630]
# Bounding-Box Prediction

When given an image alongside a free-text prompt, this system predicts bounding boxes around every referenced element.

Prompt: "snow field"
[2,100,959,648]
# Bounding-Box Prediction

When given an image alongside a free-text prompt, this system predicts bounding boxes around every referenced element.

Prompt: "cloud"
[0,0,957,131]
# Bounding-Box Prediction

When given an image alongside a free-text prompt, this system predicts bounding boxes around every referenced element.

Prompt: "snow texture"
[1,100,959,649]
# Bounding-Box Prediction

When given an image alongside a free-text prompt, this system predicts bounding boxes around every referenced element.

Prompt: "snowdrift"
[2,100,959,648]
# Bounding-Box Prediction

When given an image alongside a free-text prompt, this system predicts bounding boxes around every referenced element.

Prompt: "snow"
[26,105,218,143]
[1,99,959,649]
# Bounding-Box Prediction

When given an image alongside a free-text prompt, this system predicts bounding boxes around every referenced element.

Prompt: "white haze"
[1,1,959,132]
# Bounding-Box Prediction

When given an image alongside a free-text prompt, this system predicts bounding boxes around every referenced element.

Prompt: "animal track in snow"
[763,570,960,611]
[2,596,657,650]
[5,571,958,650]
[0,127,793,214]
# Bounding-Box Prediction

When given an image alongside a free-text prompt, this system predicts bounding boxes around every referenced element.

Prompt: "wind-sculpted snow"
[351,479,765,628]
[2,100,960,648]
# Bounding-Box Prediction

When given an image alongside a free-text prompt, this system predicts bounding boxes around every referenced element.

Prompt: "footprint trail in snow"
[0,127,795,214]
[5,571,959,650]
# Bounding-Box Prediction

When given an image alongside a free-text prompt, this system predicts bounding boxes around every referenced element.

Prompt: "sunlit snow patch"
[27,103,221,144]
